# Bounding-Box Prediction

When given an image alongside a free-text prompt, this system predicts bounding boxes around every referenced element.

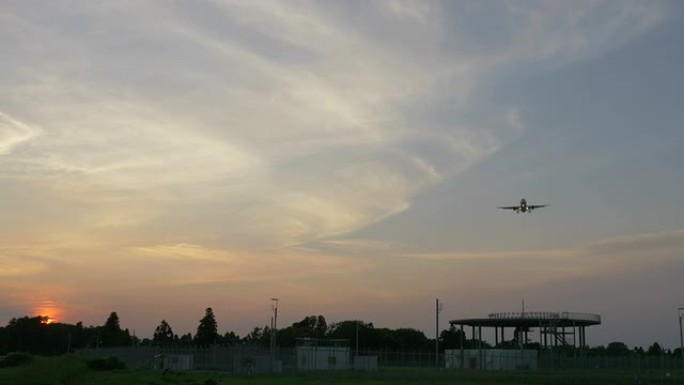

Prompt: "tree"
[222,331,240,345]
[647,342,663,356]
[327,320,382,351]
[606,342,630,356]
[391,328,429,350]
[179,333,193,345]
[315,316,327,337]
[153,320,175,345]
[3,316,49,353]
[277,315,329,347]
[243,326,269,346]
[101,312,130,347]
[195,307,219,345]
[440,325,468,350]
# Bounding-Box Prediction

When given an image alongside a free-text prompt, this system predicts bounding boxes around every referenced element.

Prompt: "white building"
[296,346,350,371]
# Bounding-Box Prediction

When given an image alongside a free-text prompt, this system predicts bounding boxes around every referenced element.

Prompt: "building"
[295,338,350,371]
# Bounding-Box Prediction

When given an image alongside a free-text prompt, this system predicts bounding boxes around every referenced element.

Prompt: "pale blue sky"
[1,0,683,349]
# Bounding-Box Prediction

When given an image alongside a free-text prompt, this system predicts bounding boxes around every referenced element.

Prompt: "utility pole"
[356,320,360,358]
[436,299,443,369]
[270,298,279,351]
[679,308,684,371]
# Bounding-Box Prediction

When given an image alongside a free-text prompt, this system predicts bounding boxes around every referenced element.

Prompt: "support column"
[478,325,483,370]
[560,326,564,346]
[538,322,542,349]
[460,324,464,369]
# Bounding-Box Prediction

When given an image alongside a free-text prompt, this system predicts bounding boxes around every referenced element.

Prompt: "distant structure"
[295,338,350,371]
[450,311,601,349]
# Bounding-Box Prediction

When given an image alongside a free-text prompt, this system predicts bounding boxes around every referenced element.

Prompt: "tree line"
[0,308,681,359]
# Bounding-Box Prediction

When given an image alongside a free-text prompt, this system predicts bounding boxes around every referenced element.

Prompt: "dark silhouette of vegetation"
[194,307,219,346]
[0,310,679,360]
[100,312,132,347]
[0,352,33,367]
[153,319,176,345]
[86,356,126,371]
[0,312,137,355]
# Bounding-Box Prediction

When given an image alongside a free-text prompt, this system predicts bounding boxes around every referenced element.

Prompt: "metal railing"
[488,312,601,323]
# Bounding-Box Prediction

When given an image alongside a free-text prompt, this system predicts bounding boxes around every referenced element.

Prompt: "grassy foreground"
[0,355,679,385]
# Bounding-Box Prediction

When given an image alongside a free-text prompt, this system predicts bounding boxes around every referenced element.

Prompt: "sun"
[34,300,62,325]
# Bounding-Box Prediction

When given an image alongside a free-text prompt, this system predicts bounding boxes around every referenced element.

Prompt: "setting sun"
[34,300,62,325]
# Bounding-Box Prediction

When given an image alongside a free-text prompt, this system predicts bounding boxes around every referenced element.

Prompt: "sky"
[1,0,684,349]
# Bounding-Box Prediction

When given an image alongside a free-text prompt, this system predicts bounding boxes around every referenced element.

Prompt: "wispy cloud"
[1,1,667,250]
[0,1,675,337]
[0,111,40,155]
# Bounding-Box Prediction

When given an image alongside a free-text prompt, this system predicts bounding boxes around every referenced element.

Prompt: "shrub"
[86,356,126,371]
[0,352,33,368]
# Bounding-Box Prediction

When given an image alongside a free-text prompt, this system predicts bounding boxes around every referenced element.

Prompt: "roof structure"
[450,311,601,328]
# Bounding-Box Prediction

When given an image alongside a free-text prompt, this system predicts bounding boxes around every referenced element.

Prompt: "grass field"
[1,355,681,385]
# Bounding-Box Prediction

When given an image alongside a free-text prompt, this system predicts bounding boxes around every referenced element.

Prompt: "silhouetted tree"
[646,342,663,356]
[277,315,328,346]
[153,320,175,345]
[391,328,429,350]
[440,325,468,350]
[243,326,269,346]
[222,331,240,345]
[100,312,131,346]
[195,307,219,345]
[179,333,193,345]
[2,316,49,353]
[327,320,372,343]
[606,341,630,356]
[0,316,89,355]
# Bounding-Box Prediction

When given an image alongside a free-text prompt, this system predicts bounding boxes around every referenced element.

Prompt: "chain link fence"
[77,346,684,374]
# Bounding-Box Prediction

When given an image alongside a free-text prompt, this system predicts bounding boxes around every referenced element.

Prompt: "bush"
[0,352,33,368]
[86,356,126,371]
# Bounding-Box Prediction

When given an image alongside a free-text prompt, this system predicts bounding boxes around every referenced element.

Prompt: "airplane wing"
[527,204,549,210]
[498,206,519,210]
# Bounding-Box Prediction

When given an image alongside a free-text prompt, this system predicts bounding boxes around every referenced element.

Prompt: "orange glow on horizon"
[34,300,63,325]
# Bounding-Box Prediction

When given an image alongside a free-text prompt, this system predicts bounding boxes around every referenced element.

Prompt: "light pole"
[356,320,360,358]
[271,298,279,351]
[678,308,684,370]
[436,299,443,369]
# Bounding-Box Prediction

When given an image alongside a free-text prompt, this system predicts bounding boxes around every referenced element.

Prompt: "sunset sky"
[2,0,684,349]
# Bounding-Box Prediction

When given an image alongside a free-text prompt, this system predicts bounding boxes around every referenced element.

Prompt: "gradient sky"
[2,0,684,349]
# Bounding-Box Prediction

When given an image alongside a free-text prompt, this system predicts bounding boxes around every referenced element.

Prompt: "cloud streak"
[0,1,676,342]
[0,111,40,155]
[1,1,667,249]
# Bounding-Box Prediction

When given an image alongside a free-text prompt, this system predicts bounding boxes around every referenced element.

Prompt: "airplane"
[498,199,548,213]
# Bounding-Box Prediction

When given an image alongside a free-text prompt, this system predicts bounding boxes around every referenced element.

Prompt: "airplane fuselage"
[498,198,548,213]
